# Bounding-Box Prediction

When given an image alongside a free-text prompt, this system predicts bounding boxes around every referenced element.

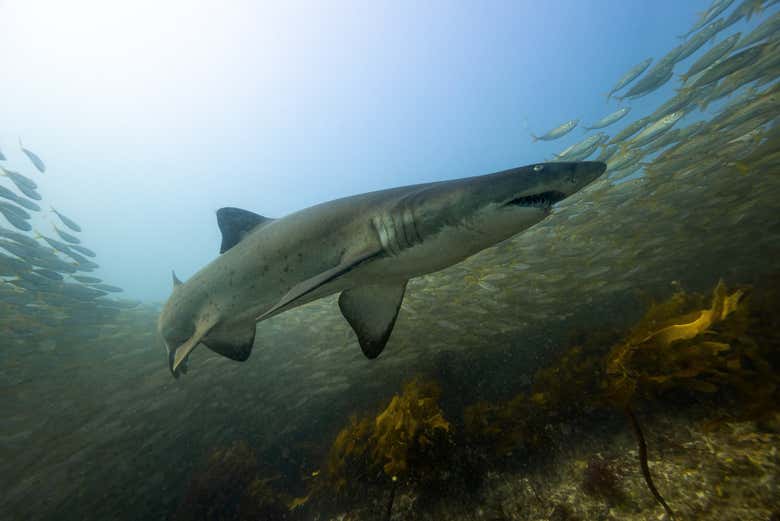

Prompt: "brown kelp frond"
[321,377,452,513]
[370,379,451,479]
[604,279,755,408]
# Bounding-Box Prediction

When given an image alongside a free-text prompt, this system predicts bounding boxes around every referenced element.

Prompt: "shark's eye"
[533,164,544,172]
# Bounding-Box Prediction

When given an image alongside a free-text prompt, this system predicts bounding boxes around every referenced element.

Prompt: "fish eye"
[533,164,544,172]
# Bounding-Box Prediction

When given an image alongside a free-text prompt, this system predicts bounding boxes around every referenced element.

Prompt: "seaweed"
[625,406,674,519]
[604,279,748,406]
[370,378,451,480]
[600,279,780,518]
[306,378,453,515]
[291,278,780,517]
[461,279,779,518]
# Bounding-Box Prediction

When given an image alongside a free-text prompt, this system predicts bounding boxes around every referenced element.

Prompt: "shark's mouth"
[505,190,567,208]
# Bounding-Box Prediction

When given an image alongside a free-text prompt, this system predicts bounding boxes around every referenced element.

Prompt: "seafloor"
[330,409,780,521]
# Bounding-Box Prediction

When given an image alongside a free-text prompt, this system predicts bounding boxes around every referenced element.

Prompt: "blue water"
[1,0,766,302]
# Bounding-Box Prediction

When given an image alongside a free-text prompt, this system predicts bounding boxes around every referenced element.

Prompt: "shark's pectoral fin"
[202,324,256,362]
[338,280,408,359]
[217,207,275,254]
[256,249,382,321]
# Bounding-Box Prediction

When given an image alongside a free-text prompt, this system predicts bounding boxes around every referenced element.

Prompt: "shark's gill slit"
[402,206,422,246]
[372,215,393,255]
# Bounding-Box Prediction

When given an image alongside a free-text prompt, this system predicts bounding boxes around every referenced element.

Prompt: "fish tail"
[530,133,540,143]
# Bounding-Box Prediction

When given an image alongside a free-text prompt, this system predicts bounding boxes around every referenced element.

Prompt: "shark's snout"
[568,161,607,191]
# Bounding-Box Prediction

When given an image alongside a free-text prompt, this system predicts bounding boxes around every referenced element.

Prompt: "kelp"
[291,379,453,515]
[370,379,451,479]
[326,378,451,490]
[604,279,778,411]
[463,278,778,518]
[292,278,779,518]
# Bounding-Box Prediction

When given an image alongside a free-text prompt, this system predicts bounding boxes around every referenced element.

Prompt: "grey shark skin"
[159,161,606,377]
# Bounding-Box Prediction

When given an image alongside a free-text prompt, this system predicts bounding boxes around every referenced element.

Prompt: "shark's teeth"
[506,190,567,208]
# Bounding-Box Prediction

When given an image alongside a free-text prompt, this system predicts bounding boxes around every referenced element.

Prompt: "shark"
[159,161,606,377]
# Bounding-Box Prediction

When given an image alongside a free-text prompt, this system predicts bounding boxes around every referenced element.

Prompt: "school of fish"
[1,142,135,348]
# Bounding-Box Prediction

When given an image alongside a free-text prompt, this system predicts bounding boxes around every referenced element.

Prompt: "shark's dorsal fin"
[338,280,407,359]
[216,207,274,254]
[172,270,183,288]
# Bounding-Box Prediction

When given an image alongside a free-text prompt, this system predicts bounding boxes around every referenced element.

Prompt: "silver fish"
[554,133,608,161]
[679,0,734,38]
[584,107,631,130]
[629,111,686,148]
[18,138,46,173]
[606,58,652,100]
[690,43,767,89]
[734,10,780,50]
[91,284,124,293]
[680,33,740,82]
[73,275,102,284]
[68,244,96,258]
[53,225,81,245]
[1,167,37,190]
[51,208,83,232]
[617,61,674,101]
[675,19,726,64]
[531,119,579,142]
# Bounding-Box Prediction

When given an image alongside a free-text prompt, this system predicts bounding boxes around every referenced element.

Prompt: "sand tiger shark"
[159,161,605,377]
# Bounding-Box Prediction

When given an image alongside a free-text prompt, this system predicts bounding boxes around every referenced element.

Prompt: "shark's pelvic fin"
[257,249,382,322]
[217,207,275,254]
[170,318,217,377]
[202,324,256,362]
[338,280,407,359]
